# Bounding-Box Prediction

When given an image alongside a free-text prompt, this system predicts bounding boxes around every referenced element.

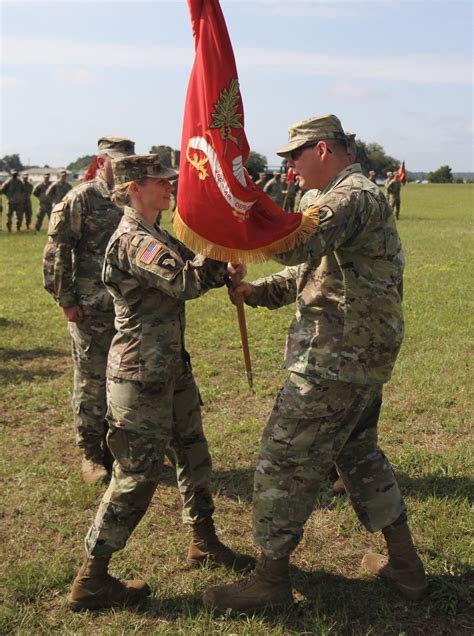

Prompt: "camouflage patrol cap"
[44,173,50,177]
[59,169,67,175]
[97,136,135,159]
[276,114,347,158]
[112,154,178,185]
[10,169,18,175]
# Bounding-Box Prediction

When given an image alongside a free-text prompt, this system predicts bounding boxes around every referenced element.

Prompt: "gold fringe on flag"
[172,205,320,264]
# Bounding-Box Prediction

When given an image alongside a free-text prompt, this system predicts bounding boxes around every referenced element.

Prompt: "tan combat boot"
[81,447,108,484]
[188,518,256,573]
[203,553,293,614]
[68,556,150,611]
[362,519,427,601]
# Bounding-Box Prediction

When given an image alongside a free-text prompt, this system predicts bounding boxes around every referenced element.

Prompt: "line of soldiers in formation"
[0,169,72,232]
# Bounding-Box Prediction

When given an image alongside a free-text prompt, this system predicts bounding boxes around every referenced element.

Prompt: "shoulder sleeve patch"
[138,239,164,265]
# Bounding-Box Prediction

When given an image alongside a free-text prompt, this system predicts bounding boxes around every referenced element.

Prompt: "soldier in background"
[46,169,72,207]
[384,171,393,189]
[263,171,285,206]
[255,171,267,189]
[43,137,135,484]
[68,154,254,611]
[20,173,33,230]
[386,174,402,219]
[33,173,52,231]
[204,114,426,614]
[368,170,377,183]
[1,169,25,232]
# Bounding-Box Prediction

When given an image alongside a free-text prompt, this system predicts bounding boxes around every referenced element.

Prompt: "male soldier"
[20,173,33,230]
[33,173,52,231]
[43,136,135,483]
[384,171,393,190]
[368,170,377,183]
[46,169,72,206]
[255,171,267,189]
[1,170,25,232]
[203,114,426,614]
[263,171,285,206]
[386,174,402,219]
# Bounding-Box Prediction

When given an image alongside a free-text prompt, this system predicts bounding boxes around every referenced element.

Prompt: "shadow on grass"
[397,472,474,504]
[0,347,66,361]
[0,366,63,386]
[0,318,23,328]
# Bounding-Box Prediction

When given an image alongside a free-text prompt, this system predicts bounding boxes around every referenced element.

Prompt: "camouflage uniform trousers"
[6,199,24,231]
[388,194,401,219]
[22,200,33,228]
[253,372,405,559]
[68,314,115,453]
[85,365,214,557]
[35,203,52,231]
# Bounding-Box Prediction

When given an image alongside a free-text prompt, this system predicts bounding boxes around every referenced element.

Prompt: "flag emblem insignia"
[138,241,162,265]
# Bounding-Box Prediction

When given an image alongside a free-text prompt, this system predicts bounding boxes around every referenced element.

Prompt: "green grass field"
[1,184,473,634]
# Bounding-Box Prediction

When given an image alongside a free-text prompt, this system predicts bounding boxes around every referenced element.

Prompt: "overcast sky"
[1,0,473,171]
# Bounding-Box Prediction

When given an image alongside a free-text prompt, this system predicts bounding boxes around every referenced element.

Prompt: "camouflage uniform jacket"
[1,176,25,201]
[246,163,404,385]
[43,176,122,313]
[21,180,33,204]
[103,206,228,384]
[33,181,52,205]
[46,180,72,206]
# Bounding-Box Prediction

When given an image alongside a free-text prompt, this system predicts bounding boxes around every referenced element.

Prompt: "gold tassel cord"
[172,205,320,264]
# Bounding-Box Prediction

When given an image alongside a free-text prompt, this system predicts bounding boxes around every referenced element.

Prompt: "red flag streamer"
[287,167,297,185]
[82,156,99,182]
[174,0,319,263]
[397,161,407,185]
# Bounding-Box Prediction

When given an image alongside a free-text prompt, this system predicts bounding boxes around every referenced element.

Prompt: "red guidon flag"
[396,161,407,185]
[174,0,318,263]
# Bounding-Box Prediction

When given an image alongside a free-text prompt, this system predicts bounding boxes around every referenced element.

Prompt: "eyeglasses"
[289,141,333,161]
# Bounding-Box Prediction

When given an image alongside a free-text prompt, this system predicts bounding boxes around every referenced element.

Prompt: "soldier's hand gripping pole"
[227,264,253,389]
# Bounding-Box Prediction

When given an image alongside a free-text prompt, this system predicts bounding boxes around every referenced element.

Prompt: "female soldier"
[69,154,253,611]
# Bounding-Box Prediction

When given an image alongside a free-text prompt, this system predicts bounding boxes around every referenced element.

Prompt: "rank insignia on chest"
[138,240,162,265]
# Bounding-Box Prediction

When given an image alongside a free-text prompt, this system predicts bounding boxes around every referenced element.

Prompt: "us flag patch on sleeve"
[138,240,162,265]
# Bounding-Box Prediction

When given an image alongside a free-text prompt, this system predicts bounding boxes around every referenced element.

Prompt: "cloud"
[54,68,98,86]
[327,82,384,100]
[251,2,356,19]
[3,37,472,85]
[0,75,27,88]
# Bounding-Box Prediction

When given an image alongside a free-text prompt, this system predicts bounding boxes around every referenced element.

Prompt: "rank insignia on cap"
[138,240,162,265]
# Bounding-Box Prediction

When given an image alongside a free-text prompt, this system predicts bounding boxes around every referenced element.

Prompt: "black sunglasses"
[290,141,333,161]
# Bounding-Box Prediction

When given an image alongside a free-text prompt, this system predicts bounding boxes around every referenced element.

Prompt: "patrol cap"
[276,114,347,158]
[97,136,135,159]
[386,171,393,176]
[44,172,50,177]
[59,169,67,175]
[10,169,18,175]
[112,154,178,185]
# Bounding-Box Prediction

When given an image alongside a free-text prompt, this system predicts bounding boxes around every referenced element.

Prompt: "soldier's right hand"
[227,282,253,306]
[62,305,84,323]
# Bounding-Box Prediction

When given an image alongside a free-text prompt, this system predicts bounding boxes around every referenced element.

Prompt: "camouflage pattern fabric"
[85,366,214,557]
[33,181,52,231]
[42,176,123,451]
[247,164,405,386]
[46,179,72,207]
[1,176,25,231]
[253,372,405,558]
[263,177,285,206]
[68,317,115,450]
[20,180,33,227]
[103,206,228,383]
